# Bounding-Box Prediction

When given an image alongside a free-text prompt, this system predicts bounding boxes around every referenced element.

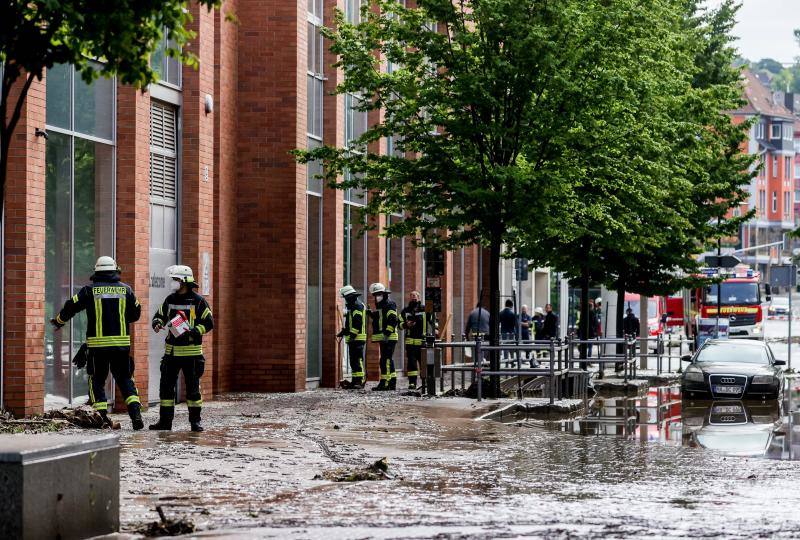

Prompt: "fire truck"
[685,266,764,342]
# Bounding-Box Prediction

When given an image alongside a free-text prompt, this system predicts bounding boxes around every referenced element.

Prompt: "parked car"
[681,339,785,400]
[768,296,791,317]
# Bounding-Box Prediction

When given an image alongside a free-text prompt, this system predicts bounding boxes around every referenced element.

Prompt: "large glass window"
[45,64,115,408]
[306,2,325,382]
[151,31,182,88]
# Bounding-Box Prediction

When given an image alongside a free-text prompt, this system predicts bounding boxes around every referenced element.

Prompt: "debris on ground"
[0,408,71,434]
[42,405,120,429]
[137,506,196,537]
[314,457,393,482]
[241,412,262,418]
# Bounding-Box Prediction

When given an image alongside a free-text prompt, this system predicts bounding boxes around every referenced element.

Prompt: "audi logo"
[729,315,737,321]
[720,377,736,384]
[719,416,738,422]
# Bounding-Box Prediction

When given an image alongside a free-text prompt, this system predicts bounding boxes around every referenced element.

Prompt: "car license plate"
[713,386,742,394]
[712,405,743,414]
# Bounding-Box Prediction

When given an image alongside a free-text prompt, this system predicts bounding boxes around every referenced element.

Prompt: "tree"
[298,0,716,391]
[0,0,221,205]
[755,58,784,75]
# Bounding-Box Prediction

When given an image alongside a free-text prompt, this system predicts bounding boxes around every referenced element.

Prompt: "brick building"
[1,1,551,416]
[732,70,796,269]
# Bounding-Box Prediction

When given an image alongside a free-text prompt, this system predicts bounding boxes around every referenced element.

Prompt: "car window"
[695,342,769,364]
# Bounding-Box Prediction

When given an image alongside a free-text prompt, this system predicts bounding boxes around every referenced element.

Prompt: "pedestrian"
[499,299,517,360]
[50,256,144,430]
[400,290,431,391]
[337,285,367,389]
[595,297,603,338]
[149,265,214,432]
[543,303,558,340]
[577,299,598,359]
[533,307,545,341]
[369,282,398,391]
[620,307,640,373]
[465,303,490,339]
[520,305,532,342]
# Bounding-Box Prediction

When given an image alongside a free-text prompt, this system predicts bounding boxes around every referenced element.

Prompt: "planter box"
[0,433,119,540]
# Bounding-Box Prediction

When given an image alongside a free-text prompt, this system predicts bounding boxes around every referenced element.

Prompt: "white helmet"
[166,265,197,286]
[339,285,358,298]
[534,306,544,315]
[369,282,388,295]
[94,256,119,273]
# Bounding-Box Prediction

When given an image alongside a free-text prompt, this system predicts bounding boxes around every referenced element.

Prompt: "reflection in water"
[539,383,800,460]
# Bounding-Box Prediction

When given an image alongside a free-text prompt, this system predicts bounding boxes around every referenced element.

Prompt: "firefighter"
[150,265,214,432]
[50,256,143,430]
[336,285,367,389]
[400,290,431,391]
[369,282,398,391]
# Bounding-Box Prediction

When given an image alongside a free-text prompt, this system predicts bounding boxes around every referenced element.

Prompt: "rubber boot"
[408,376,417,390]
[373,380,387,391]
[128,403,144,431]
[188,407,204,432]
[419,378,427,394]
[98,410,114,429]
[148,406,174,430]
[340,379,353,389]
[388,378,397,391]
[350,377,364,389]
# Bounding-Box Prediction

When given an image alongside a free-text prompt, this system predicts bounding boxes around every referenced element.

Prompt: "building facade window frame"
[44,62,117,408]
[771,123,781,140]
[772,191,778,213]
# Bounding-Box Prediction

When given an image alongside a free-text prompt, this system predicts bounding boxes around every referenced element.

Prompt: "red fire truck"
[685,266,764,341]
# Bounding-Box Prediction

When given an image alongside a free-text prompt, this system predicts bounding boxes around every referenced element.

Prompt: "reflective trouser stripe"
[405,338,422,345]
[352,372,364,377]
[88,376,96,403]
[407,370,419,376]
[187,399,203,407]
[94,401,108,411]
[88,336,131,347]
[125,395,140,405]
[160,399,175,407]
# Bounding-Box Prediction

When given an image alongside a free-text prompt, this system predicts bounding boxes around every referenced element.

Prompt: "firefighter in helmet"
[369,282,398,391]
[337,285,367,389]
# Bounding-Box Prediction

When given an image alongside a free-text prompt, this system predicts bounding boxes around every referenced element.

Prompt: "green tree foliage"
[0,0,221,203]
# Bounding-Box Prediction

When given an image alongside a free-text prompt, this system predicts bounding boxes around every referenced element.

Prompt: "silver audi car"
[681,339,785,400]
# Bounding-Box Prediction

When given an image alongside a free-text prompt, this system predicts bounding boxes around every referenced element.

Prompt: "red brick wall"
[115,86,151,407]
[234,0,308,391]
[182,3,217,389]
[3,75,46,416]
[212,0,238,394]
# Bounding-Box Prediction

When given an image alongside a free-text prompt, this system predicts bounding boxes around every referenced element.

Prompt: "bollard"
[426,335,437,397]
[476,336,483,401]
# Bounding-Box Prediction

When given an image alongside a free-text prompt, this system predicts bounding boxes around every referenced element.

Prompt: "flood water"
[500,381,800,461]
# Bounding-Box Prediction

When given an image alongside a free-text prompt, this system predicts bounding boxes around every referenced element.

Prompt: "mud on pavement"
[108,389,800,539]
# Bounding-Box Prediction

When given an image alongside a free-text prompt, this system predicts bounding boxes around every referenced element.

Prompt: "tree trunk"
[579,263,590,362]
[488,232,502,399]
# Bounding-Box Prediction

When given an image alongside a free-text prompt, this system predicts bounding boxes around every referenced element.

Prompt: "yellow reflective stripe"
[88,376,96,403]
[201,307,212,319]
[169,345,203,357]
[72,294,79,303]
[125,395,140,405]
[352,371,364,377]
[158,305,163,315]
[94,297,103,337]
[93,401,108,411]
[55,314,65,325]
[187,399,203,407]
[119,296,127,337]
[87,336,131,347]
[407,370,419,376]
[160,399,175,407]
[135,299,141,307]
[196,324,206,335]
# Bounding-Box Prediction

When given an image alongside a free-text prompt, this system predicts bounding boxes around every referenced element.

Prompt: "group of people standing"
[338,283,433,392]
[51,256,213,432]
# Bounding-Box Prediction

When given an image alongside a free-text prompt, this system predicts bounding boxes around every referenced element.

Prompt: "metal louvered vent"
[149,101,178,205]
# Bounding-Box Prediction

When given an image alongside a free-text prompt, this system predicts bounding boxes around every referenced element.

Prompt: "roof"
[736,69,795,120]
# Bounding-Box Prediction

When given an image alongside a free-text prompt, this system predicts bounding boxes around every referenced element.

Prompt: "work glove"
[72,343,88,369]
[50,318,64,331]
[336,329,346,338]
[153,322,163,333]
[189,328,202,342]
[383,330,392,338]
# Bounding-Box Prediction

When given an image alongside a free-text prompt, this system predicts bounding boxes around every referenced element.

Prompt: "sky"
[705,0,799,64]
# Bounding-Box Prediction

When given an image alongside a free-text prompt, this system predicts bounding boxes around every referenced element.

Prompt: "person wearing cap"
[50,256,144,430]
[369,282,398,391]
[533,307,546,341]
[400,290,432,391]
[150,265,214,432]
[336,285,367,389]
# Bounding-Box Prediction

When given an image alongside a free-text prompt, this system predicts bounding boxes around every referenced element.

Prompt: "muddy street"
[106,382,800,539]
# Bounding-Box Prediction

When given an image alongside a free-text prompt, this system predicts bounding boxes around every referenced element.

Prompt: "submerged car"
[681,339,785,400]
